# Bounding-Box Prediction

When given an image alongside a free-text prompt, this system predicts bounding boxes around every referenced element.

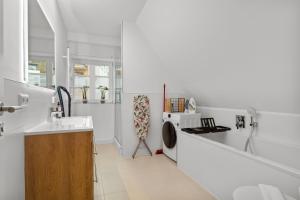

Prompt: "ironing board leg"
[142,139,152,156]
[132,138,153,158]
[132,139,142,159]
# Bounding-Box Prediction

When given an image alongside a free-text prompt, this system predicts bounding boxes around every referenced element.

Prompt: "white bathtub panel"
[252,137,300,170]
[201,132,246,151]
[177,132,300,200]
[201,133,227,145]
[202,132,300,171]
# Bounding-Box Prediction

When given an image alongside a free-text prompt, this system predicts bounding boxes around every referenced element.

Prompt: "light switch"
[18,93,29,106]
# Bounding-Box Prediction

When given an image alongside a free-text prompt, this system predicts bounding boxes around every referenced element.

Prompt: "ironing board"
[132,95,152,158]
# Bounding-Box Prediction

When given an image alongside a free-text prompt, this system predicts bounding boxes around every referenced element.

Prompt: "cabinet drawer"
[25,131,94,200]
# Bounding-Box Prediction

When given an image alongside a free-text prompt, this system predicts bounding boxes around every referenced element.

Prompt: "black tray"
[210,126,231,133]
[181,118,231,134]
[181,127,211,134]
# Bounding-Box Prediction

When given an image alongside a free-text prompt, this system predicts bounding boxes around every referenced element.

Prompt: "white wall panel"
[137,0,300,113]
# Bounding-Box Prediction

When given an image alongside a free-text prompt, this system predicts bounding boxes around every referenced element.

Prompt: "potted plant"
[81,86,89,104]
[97,86,109,104]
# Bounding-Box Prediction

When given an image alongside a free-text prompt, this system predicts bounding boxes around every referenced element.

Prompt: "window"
[95,65,110,100]
[71,62,113,102]
[28,57,55,89]
[73,64,90,100]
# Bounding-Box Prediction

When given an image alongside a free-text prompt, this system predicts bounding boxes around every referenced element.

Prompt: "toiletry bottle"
[50,96,57,112]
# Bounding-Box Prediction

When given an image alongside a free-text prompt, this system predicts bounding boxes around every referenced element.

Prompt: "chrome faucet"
[249,116,258,127]
[50,107,62,121]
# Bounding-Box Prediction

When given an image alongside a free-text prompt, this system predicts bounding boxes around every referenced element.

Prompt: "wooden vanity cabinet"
[25,131,94,200]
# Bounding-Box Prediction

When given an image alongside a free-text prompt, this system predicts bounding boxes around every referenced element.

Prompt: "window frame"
[28,55,55,89]
[70,59,114,103]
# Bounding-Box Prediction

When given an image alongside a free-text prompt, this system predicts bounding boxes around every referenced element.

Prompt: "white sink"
[25,116,93,135]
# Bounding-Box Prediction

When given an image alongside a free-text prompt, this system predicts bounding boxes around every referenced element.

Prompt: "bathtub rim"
[179,131,300,179]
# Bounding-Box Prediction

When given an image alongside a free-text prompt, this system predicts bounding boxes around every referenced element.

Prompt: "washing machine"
[162,112,201,161]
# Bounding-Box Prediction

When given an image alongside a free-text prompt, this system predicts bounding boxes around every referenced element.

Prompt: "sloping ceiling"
[56,0,147,37]
[136,0,300,113]
[29,0,51,30]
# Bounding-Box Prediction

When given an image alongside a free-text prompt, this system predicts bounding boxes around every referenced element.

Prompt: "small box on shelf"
[164,98,185,113]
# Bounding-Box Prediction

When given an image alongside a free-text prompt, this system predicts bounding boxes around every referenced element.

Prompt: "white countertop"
[25,116,93,136]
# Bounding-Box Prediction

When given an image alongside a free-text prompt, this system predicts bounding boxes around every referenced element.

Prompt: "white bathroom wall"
[0,2,28,197]
[0,79,54,200]
[137,0,300,114]
[69,40,121,61]
[122,21,180,94]
[0,3,27,198]
[0,0,67,198]
[72,103,115,143]
[3,80,54,133]
[121,21,183,157]
[68,32,121,48]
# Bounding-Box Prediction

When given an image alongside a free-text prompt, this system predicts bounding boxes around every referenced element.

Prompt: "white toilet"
[233,186,296,200]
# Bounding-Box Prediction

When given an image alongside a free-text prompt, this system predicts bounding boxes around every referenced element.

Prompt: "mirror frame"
[23,0,56,89]
[0,0,3,54]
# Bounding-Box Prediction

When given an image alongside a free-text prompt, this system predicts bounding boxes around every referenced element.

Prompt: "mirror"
[26,0,55,89]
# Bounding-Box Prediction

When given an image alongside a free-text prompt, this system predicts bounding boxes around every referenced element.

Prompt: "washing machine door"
[162,121,177,149]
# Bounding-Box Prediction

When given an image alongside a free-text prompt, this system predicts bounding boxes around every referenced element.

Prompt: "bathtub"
[177,131,300,200]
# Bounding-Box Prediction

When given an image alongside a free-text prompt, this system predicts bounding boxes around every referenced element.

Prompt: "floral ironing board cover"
[133,95,150,139]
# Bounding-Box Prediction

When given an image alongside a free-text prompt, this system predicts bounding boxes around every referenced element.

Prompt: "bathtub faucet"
[249,116,258,128]
[244,107,258,153]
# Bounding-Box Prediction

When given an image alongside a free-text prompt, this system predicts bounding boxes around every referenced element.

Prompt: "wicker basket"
[165,98,185,113]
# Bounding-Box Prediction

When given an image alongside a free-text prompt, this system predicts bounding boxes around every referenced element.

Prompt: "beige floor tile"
[94,175,105,200]
[96,147,127,195]
[105,192,129,200]
[101,174,127,194]
[94,144,215,200]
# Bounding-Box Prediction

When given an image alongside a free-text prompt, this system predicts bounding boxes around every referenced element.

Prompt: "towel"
[259,184,286,200]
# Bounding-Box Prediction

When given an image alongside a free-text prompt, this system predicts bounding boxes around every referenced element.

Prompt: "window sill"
[72,100,114,104]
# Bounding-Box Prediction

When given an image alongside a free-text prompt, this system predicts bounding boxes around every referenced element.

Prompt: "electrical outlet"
[18,93,29,106]
[236,115,245,129]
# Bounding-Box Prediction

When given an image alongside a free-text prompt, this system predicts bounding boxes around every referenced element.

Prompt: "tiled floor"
[94,144,215,200]
[94,144,129,200]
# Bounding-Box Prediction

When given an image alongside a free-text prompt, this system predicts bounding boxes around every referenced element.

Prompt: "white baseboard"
[95,138,114,144]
